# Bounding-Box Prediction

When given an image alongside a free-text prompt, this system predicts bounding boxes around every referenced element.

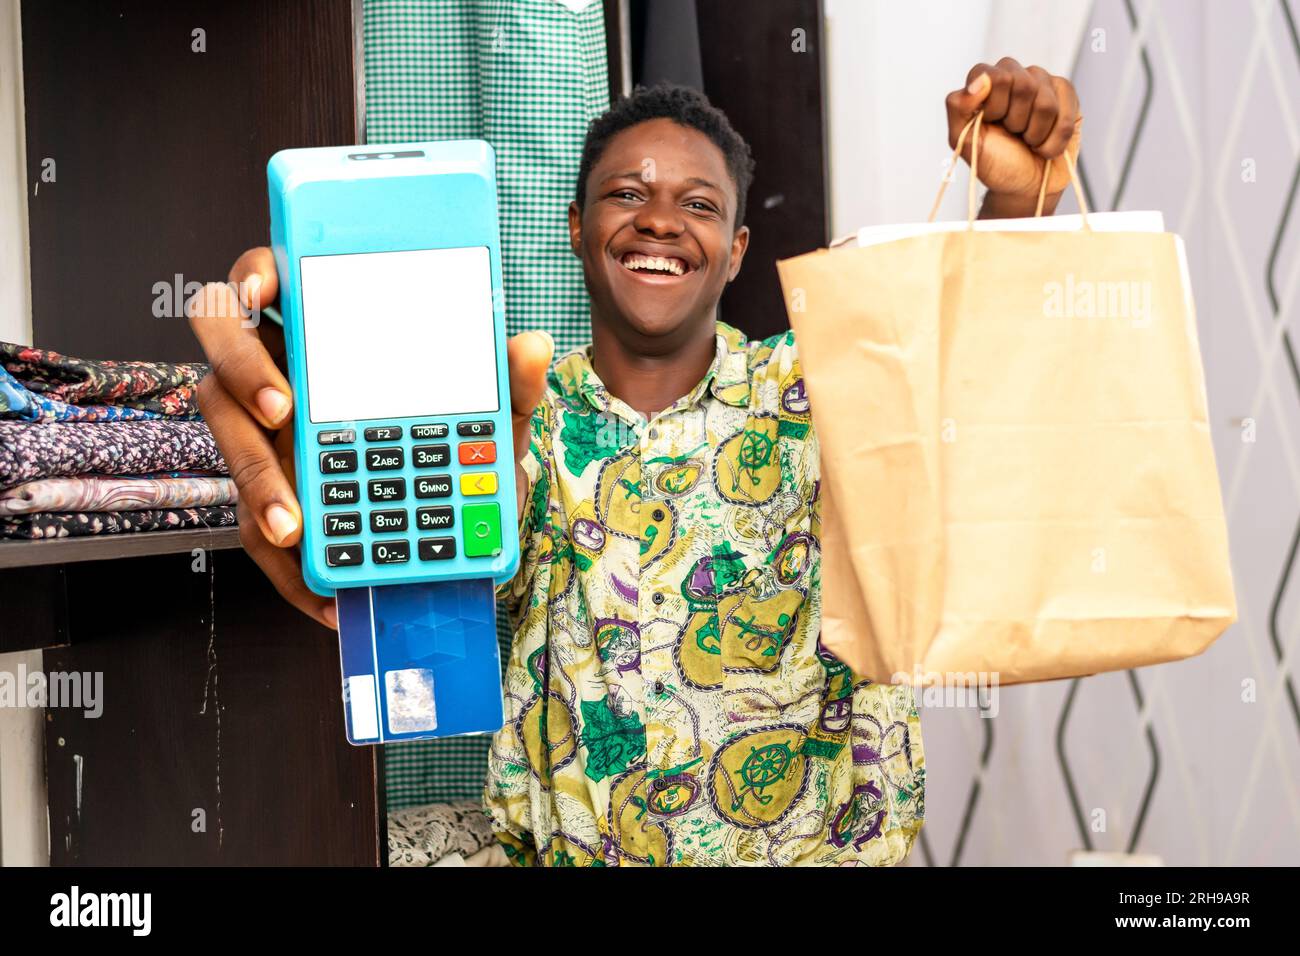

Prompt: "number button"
[368,478,406,502]
[458,440,496,465]
[418,537,457,561]
[365,447,404,471]
[325,544,363,567]
[320,450,357,474]
[413,444,450,468]
[412,423,449,439]
[364,425,403,442]
[372,540,410,565]
[416,506,454,532]
[323,512,361,536]
[321,481,359,505]
[369,508,408,533]
[457,420,494,437]
[414,475,452,499]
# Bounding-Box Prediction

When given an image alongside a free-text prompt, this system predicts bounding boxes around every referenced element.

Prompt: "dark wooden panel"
[21,0,358,361]
[695,0,828,340]
[0,565,68,652]
[45,547,381,865]
[0,526,241,570]
[604,0,630,101]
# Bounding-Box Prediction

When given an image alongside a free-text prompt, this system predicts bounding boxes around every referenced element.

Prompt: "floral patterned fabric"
[0,345,231,539]
[0,475,236,515]
[387,801,497,867]
[0,421,226,491]
[0,342,205,422]
[485,322,926,867]
[0,505,237,540]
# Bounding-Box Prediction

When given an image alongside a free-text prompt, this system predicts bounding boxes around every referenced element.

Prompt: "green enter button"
[462,502,502,557]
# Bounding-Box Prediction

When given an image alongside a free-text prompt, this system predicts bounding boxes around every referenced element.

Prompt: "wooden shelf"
[0,526,242,570]
[15,0,379,866]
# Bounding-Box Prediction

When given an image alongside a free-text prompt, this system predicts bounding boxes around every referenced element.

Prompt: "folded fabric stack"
[0,343,237,540]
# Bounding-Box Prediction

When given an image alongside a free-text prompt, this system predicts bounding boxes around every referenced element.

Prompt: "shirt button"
[652,591,665,606]
[648,427,658,440]
[653,680,665,696]
[652,508,665,521]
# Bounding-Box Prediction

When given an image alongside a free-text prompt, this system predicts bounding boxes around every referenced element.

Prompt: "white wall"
[823,0,1091,236]
[0,0,46,867]
[0,0,30,344]
[0,651,46,867]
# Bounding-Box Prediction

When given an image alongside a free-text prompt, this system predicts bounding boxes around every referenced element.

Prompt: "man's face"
[570,117,750,344]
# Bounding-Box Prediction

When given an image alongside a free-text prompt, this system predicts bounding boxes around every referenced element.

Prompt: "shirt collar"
[708,321,751,407]
[552,321,751,415]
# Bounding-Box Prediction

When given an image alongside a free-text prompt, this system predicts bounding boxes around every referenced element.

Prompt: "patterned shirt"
[486,321,926,866]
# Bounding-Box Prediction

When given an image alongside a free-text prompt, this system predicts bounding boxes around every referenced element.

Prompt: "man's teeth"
[622,254,687,276]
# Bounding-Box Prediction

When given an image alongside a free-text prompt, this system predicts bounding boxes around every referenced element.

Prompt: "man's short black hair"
[575,82,756,228]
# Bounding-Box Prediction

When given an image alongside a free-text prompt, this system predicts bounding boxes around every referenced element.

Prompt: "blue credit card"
[334,579,504,745]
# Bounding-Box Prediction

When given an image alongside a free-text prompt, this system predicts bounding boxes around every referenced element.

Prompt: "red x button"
[458,440,496,465]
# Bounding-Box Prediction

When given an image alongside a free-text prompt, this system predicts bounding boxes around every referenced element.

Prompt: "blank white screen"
[300,246,498,424]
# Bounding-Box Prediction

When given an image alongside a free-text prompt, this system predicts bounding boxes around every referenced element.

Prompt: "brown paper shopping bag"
[777,112,1237,686]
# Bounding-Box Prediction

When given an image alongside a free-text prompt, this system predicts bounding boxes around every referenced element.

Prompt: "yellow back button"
[460,471,498,496]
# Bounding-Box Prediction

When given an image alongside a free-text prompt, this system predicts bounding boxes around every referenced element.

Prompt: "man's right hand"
[189,246,553,630]
[509,330,554,520]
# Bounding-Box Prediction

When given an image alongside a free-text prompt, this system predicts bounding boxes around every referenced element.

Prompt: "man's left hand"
[946,57,1082,217]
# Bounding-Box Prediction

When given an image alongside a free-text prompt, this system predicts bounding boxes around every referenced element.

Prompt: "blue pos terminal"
[267,141,517,744]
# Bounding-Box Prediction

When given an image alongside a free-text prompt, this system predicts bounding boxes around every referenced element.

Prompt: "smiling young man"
[486,64,1081,866]
[191,59,1081,867]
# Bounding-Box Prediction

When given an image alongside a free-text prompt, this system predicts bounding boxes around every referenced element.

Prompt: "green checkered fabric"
[366,0,607,355]
[364,0,609,811]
